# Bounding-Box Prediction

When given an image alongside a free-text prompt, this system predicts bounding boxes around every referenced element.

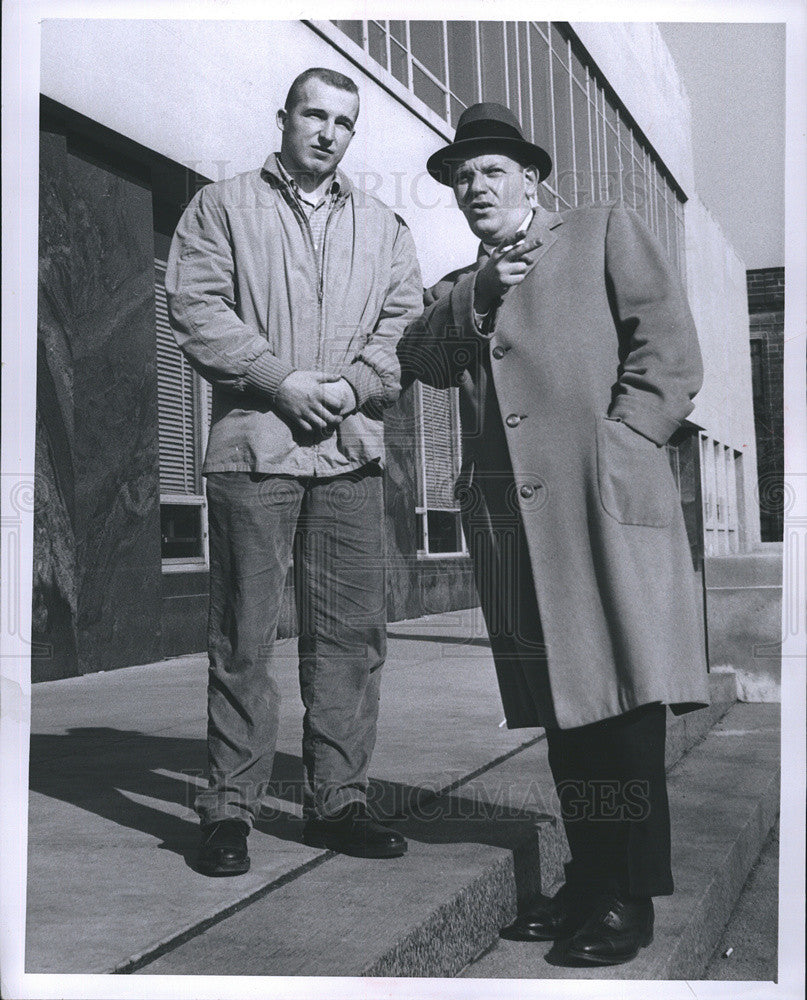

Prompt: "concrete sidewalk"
[24,609,779,979]
[26,609,541,974]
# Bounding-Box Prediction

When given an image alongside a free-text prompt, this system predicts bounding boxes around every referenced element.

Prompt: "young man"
[166,68,422,875]
[399,103,709,966]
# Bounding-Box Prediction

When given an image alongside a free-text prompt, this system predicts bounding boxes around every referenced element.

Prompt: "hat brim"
[426,136,552,186]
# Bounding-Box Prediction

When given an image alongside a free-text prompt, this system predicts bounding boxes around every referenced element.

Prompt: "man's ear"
[276,108,287,132]
[524,164,539,201]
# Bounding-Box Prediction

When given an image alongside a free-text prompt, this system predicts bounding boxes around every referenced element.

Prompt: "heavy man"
[166,68,421,875]
[400,103,709,966]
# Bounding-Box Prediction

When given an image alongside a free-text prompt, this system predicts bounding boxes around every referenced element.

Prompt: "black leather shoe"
[302,802,407,858]
[197,819,251,877]
[501,882,595,941]
[565,892,654,965]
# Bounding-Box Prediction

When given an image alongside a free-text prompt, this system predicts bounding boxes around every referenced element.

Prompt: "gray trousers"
[197,466,386,826]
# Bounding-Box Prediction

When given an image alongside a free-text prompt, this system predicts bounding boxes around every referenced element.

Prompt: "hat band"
[453,119,525,143]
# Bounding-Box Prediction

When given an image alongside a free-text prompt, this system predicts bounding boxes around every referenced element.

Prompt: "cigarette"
[723,947,734,958]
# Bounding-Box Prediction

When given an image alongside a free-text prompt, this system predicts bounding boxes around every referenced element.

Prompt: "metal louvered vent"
[154,259,203,495]
[416,383,465,556]
[419,384,461,510]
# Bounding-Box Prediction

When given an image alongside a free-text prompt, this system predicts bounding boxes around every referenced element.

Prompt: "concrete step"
[462,701,780,980]
[133,672,741,978]
[705,550,783,588]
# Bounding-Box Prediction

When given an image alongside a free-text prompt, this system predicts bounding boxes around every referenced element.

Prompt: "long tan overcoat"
[399,201,710,730]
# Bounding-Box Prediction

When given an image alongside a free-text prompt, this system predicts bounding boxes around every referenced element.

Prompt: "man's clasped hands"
[274,371,358,435]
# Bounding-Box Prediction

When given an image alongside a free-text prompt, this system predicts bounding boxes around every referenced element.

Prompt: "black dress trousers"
[545,703,673,898]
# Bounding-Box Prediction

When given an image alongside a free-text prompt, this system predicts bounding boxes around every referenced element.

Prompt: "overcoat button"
[492,345,506,359]
[520,485,535,499]
[505,414,521,428]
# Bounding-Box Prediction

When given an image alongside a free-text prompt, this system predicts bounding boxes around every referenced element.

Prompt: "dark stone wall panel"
[33,130,78,680]
[65,149,163,673]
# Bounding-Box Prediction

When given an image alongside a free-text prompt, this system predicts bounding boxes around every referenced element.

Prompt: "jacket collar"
[261,151,352,203]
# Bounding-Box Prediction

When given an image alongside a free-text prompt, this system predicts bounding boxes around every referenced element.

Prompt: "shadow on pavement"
[29,727,552,880]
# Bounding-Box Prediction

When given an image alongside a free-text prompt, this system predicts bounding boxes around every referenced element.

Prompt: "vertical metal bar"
[474,21,483,101]
[566,36,577,205]
[513,22,522,123]
[405,20,413,90]
[547,26,557,208]
[664,187,673,261]
[524,21,534,140]
[585,70,595,203]
[442,20,451,122]
[592,83,602,202]
[502,21,510,106]
[384,19,392,73]
[599,87,607,199]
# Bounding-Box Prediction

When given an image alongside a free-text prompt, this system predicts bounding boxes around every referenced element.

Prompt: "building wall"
[569,22,696,195]
[747,267,785,541]
[685,196,761,547]
[34,121,164,679]
[39,18,477,286]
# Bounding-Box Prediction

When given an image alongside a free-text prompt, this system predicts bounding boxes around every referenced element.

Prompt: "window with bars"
[329,19,686,274]
[154,258,211,566]
[415,383,466,556]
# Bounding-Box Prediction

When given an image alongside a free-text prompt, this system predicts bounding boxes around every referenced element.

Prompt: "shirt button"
[520,485,535,499]
[492,345,506,359]
[505,414,522,428]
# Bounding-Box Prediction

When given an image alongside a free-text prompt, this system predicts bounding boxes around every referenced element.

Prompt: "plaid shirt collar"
[273,152,341,210]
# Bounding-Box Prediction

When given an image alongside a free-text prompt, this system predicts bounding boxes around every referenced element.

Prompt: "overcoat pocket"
[596,416,676,527]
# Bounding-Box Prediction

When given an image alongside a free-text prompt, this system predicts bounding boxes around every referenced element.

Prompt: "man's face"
[277,78,359,179]
[452,152,537,244]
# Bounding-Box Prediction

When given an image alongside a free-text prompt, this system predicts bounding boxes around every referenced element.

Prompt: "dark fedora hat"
[426,102,552,185]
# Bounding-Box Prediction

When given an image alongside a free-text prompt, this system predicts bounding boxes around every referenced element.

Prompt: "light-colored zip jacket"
[165,153,422,476]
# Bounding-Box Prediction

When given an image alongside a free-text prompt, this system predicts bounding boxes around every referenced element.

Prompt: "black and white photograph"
[1,2,805,998]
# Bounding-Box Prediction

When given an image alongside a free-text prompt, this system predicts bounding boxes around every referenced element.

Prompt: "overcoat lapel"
[520,205,564,274]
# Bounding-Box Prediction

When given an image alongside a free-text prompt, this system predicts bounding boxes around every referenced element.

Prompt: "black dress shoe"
[501,882,595,941]
[302,802,407,858]
[565,892,654,965]
[197,819,251,877]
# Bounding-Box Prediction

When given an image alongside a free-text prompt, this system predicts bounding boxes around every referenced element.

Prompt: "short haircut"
[285,68,360,116]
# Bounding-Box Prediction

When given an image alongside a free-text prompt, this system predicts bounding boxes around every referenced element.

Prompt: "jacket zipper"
[286,186,344,468]
[285,191,326,367]
[315,206,338,369]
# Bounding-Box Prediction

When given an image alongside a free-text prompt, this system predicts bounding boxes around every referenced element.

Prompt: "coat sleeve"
[338,215,423,409]
[164,184,294,399]
[398,268,487,391]
[605,203,703,445]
